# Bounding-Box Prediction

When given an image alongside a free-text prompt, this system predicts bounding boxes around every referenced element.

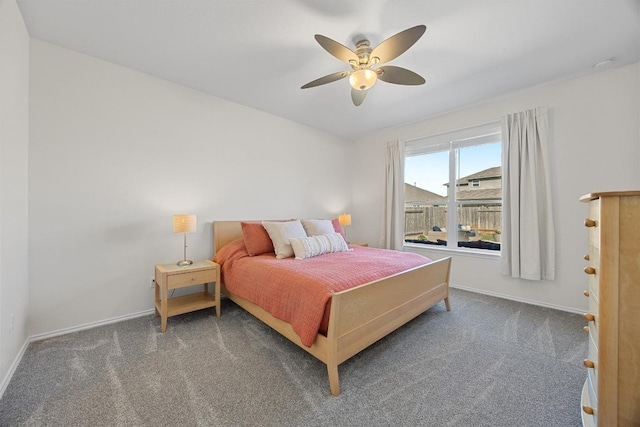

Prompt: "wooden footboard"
[213,221,452,396]
[326,257,451,395]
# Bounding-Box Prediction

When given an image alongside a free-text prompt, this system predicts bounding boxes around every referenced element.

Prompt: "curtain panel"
[379,140,405,250]
[501,107,555,280]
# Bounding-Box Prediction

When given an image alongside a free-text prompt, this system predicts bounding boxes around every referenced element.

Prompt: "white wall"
[28,40,352,336]
[351,63,640,312]
[0,0,30,385]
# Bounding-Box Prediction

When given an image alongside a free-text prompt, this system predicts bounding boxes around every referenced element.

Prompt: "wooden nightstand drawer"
[167,269,216,289]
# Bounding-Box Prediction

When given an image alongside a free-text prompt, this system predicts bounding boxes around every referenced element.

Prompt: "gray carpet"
[0,289,586,426]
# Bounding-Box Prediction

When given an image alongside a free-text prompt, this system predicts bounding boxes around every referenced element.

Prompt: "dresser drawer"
[586,370,598,425]
[588,293,599,338]
[587,198,600,249]
[581,380,597,427]
[587,367,597,407]
[587,330,598,390]
[587,248,600,299]
[167,269,217,289]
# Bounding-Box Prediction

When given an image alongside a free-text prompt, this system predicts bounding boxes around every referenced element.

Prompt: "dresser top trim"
[580,190,640,202]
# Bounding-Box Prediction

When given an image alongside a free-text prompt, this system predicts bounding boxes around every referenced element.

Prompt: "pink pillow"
[241,222,274,256]
[332,218,346,240]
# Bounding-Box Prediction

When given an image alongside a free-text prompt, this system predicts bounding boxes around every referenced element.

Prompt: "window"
[404,124,502,251]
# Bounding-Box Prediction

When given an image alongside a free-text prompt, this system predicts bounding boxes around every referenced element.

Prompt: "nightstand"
[349,242,369,247]
[154,259,220,332]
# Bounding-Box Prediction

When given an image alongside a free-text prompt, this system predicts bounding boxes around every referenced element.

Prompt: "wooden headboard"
[212,221,245,254]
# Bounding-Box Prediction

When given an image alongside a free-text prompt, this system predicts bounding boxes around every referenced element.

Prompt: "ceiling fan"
[301,25,427,106]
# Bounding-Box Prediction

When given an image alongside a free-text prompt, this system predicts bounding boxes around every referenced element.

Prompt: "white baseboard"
[29,309,155,342]
[0,337,30,399]
[0,308,155,399]
[450,284,584,314]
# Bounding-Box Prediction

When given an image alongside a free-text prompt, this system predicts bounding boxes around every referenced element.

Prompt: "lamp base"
[177,259,193,267]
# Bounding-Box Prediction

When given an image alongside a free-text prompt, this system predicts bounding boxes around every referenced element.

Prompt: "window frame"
[404,123,502,254]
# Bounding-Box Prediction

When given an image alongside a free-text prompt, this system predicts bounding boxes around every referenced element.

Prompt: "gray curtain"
[379,140,405,250]
[501,107,555,280]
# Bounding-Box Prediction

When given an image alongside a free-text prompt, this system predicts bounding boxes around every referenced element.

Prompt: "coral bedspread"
[213,239,432,347]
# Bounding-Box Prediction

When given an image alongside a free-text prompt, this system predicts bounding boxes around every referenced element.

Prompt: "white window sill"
[403,242,501,260]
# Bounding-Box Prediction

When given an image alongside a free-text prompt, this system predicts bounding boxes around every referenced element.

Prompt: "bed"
[213,220,452,396]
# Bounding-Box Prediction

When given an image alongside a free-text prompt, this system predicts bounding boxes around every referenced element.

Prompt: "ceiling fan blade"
[377,65,425,85]
[370,25,426,64]
[301,71,350,89]
[315,34,359,64]
[351,88,367,106]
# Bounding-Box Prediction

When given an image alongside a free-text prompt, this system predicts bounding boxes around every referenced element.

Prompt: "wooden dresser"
[580,191,640,427]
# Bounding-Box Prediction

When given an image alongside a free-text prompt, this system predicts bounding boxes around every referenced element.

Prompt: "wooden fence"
[405,205,501,236]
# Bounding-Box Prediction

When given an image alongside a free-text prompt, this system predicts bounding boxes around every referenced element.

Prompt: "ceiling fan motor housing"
[353,40,379,69]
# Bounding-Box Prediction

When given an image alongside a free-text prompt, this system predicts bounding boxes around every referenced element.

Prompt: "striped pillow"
[289,233,350,260]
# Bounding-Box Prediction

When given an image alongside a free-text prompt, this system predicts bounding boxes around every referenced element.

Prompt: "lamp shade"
[338,214,352,227]
[349,69,377,91]
[173,214,197,233]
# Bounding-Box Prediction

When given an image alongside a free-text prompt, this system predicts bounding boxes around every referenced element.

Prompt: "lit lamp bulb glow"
[349,69,377,91]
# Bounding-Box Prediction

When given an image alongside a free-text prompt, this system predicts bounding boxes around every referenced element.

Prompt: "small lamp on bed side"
[173,214,197,266]
[339,213,351,242]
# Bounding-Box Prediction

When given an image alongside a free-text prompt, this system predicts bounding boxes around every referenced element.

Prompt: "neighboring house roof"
[402,167,501,201]
[406,167,502,203]
[404,183,447,204]
[455,166,502,200]
[456,188,502,200]
[444,166,502,187]
[460,166,501,182]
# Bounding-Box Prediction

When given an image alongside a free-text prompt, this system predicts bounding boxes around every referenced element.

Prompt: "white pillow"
[301,219,334,236]
[289,233,350,260]
[262,220,307,259]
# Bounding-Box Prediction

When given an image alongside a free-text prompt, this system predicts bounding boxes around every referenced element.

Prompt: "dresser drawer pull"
[583,290,590,297]
[583,359,595,369]
[584,266,596,275]
[583,326,590,333]
[584,313,595,321]
[584,218,597,228]
[582,405,595,415]
[583,254,590,261]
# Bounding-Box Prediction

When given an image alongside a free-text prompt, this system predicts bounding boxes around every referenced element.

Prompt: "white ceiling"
[16,0,640,141]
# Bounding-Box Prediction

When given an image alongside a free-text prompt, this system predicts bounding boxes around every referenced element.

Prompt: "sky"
[405,142,501,196]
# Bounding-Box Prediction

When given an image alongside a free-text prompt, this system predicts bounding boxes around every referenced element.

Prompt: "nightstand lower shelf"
[155,292,216,318]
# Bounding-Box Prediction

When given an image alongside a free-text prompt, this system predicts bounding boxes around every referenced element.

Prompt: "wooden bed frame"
[213,221,452,396]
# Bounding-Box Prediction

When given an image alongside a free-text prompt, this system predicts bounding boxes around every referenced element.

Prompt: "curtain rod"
[404,119,501,143]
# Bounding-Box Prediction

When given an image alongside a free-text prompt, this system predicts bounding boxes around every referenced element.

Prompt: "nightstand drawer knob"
[584,266,596,275]
[583,359,595,369]
[582,405,595,415]
[584,312,595,322]
[584,218,597,228]
[583,290,590,297]
[584,254,590,261]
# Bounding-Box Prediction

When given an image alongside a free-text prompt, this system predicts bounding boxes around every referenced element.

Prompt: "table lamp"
[339,213,351,242]
[173,214,196,266]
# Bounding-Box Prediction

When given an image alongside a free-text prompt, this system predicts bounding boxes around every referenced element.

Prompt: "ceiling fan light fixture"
[349,69,377,91]
[302,25,426,105]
